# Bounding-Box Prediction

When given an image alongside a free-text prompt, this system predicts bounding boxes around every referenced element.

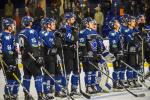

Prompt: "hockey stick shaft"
[89,61,145,97]
[76,41,91,99]
[0,59,12,99]
[79,62,91,99]
[60,44,70,97]
[2,60,35,100]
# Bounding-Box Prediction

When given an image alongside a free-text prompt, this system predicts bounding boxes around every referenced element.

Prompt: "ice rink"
[0,68,150,100]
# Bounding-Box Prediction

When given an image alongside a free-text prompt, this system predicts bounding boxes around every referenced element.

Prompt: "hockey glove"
[36,57,44,67]
[54,37,62,48]
[7,65,16,72]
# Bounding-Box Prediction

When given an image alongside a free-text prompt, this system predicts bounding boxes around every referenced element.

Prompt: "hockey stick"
[89,61,145,97]
[28,52,74,100]
[2,59,35,100]
[60,44,70,96]
[0,58,12,99]
[76,41,91,99]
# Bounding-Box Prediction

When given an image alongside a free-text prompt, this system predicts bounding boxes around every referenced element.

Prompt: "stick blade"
[80,89,91,99]
[136,93,145,97]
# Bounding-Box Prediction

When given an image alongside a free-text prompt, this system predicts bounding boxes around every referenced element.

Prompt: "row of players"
[0,12,150,100]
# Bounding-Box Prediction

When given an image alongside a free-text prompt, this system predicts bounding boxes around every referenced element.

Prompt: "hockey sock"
[112,71,119,81]
[55,76,62,92]
[61,75,67,87]
[43,75,51,94]
[4,80,14,95]
[71,73,79,89]
[23,75,31,92]
[126,70,133,80]
[119,71,125,80]
[34,75,43,93]
[91,71,96,85]
[12,80,20,95]
[133,70,138,79]
[85,72,92,86]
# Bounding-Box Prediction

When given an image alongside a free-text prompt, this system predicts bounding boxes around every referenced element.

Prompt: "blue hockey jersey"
[41,31,55,48]
[0,31,16,55]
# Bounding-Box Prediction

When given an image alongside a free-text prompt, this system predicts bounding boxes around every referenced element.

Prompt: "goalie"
[79,17,115,94]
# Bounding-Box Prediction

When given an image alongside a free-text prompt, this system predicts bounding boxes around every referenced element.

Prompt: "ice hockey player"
[124,16,142,88]
[118,15,131,88]
[79,17,101,94]
[108,18,124,90]
[137,15,150,72]
[60,12,79,95]
[0,18,21,100]
[18,16,44,100]
[92,19,112,92]
[79,17,113,94]
[41,17,67,99]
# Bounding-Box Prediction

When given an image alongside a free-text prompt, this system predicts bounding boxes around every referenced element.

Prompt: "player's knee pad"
[23,75,31,82]
[34,75,43,93]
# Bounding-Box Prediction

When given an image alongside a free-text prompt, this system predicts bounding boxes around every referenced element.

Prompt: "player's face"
[114,20,120,29]
[50,22,56,31]
[130,19,136,27]
[93,23,97,30]
[29,21,33,27]
[8,23,16,32]
[88,22,95,29]
[69,17,75,25]
[11,23,15,31]
[140,16,146,24]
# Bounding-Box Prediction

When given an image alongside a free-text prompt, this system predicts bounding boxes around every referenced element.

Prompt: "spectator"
[84,7,94,18]
[94,4,104,33]
[14,8,21,32]
[101,0,112,17]
[34,2,45,19]
[24,6,33,17]
[4,0,14,18]
[145,4,150,25]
